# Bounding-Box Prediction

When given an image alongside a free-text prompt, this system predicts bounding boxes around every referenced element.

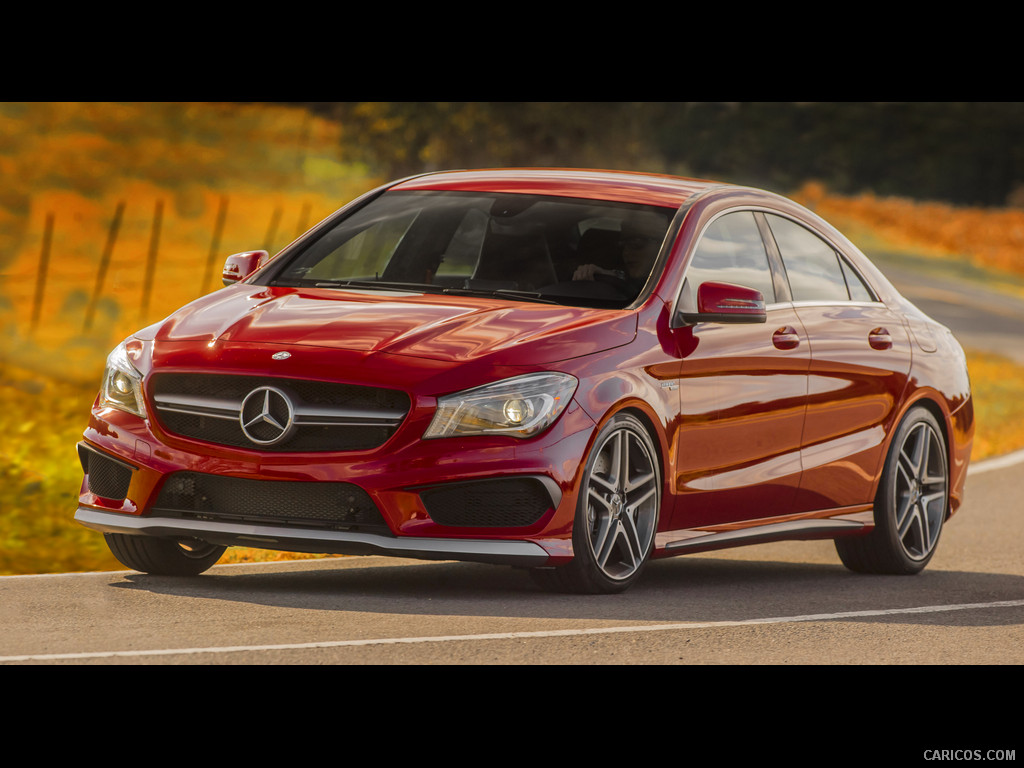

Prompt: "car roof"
[388,168,722,209]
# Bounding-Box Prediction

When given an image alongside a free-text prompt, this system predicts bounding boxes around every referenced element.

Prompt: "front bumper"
[76,390,597,566]
[74,505,552,566]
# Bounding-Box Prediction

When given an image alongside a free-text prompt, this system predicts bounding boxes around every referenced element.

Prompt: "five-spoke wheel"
[836,407,949,574]
[532,413,661,593]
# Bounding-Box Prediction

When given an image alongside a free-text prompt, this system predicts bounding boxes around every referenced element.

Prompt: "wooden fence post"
[202,195,229,295]
[295,201,311,237]
[84,201,124,332]
[263,205,282,252]
[140,200,163,321]
[30,212,54,337]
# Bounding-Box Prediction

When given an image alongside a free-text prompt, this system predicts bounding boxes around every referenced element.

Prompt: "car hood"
[151,285,636,364]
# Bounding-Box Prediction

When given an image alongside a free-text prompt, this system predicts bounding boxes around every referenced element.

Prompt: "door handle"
[772,326,800,350]
[869,327,893,350]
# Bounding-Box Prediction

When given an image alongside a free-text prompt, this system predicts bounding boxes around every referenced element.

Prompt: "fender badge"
[272,351,292,360]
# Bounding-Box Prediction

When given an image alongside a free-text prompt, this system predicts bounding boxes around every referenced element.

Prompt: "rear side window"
[765,214,849,302]
[680,211,776,313]
[839,256,876,301]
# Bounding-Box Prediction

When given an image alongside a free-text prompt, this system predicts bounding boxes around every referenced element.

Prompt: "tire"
[835,407,949,575]
[105,533,226,576]
[532,413,661,594]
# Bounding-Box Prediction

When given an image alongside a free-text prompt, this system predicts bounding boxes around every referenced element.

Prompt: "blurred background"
[3,101,1024,574]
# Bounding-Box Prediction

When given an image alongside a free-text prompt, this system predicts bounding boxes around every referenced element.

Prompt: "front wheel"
[105,533,226,576]
[835,407,949,574]
[532,413,662,594]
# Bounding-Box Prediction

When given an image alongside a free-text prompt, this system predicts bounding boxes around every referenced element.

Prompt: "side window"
[766,214,849,302]
[680,211,776,313]
[839,256,876,301]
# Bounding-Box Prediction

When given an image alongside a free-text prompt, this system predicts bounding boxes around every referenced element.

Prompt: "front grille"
[420,477,553,528]
[82,446,134,500]
[149,373,410,452]
[154,471,390,533]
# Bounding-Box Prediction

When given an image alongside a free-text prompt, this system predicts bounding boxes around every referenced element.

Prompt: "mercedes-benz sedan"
[75,169,974,593]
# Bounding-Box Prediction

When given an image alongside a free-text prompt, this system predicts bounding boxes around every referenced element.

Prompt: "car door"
[762,213,912,513]
[670,210,811,530]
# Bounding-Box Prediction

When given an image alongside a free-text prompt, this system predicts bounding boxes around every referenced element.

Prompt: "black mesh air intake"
[420,477,554,528]
[154,472,390,533]
[82,446,134,501]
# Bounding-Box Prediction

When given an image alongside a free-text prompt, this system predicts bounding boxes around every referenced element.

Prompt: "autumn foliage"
[795,181,1024,279]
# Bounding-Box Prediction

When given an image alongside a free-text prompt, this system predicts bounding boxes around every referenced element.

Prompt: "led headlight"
[424,373,577,439]
[99,340,147,418]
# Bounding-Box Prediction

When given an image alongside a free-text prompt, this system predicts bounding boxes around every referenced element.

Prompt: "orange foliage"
[0,183,364,383]
[795,182,1024,277]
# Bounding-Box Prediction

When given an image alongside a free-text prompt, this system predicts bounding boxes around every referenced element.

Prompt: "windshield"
[268,190,673,308]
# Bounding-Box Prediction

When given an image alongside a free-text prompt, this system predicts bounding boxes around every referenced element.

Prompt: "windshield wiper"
[280,278,559,304]
[442,287,559,305]
[311,279,446,294]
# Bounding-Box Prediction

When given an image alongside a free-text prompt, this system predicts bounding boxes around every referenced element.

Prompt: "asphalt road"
[2,253,1021,666]
[871,251,1024,365]
[1,455,1021,664]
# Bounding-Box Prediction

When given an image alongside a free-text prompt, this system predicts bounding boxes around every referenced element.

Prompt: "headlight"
[424,373,577,439]
[99,340,146,418]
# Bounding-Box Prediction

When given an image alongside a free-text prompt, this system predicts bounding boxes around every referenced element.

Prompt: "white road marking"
[4,599,1023,663]
[968,448,1024,475]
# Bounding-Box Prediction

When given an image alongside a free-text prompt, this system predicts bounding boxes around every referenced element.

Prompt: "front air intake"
[153,471,391,534]
[420,477,554,528]
[80,445,134,501]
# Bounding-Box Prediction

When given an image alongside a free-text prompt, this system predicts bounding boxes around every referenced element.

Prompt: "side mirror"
[677,281,767,325]
[222,250,270,286]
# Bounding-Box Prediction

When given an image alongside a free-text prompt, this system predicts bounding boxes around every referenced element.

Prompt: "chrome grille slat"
[153,393,242,420]
[149,373,410,452]
[152,393,405,426]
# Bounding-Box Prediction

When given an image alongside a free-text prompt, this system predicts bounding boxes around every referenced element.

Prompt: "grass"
[963,350,1024,460]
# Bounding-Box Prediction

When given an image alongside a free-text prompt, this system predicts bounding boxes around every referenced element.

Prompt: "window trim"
[671,206,883,327]
[761,210,880,305]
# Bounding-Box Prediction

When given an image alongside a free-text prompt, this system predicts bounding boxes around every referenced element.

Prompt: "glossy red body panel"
[669,304,809,529]
[76,169,974,573]
[792,304,912,512]
[155,285,637,365]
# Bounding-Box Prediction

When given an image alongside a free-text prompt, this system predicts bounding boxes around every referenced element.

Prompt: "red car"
[75,169,974,593]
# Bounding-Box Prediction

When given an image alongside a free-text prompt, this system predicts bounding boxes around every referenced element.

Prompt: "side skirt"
[655,506,874,557]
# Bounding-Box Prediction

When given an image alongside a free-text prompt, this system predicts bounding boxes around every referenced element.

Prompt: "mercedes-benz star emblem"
[239,386,296,445]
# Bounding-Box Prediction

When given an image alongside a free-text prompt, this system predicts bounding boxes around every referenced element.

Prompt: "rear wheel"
[532,413,661,594]
[836,407,949,574]
[105,533,226,576]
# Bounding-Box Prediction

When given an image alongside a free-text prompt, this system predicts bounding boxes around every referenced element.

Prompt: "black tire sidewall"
[874,407,948,573]
[105,533,225,576]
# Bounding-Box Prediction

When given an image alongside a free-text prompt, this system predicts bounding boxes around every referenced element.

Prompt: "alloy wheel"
[893,420,948,561]
[583,424,660,582]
